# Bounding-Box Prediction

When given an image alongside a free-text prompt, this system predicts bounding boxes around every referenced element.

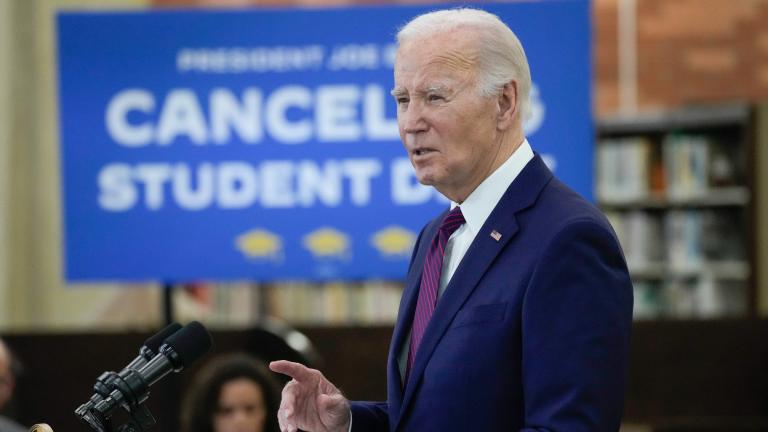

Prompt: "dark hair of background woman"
[180,352,282,432]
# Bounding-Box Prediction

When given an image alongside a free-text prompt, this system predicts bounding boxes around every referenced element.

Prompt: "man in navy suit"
[270,7,633,432]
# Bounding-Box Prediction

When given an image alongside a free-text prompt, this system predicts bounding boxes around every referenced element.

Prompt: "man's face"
[393,32,502,202]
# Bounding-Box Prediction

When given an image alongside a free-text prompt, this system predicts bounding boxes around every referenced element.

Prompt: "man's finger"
[270,360,314,382]
[281,381,297,417]
[277,406,290,431]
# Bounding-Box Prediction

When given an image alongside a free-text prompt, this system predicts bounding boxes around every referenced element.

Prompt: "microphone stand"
[76,401,156,432]
[118,403,157,432]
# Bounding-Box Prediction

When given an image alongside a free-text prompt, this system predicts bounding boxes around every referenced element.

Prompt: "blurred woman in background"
[181,353,281,432]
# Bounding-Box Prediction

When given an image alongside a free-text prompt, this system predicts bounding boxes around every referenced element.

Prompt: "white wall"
[0,0,162,332]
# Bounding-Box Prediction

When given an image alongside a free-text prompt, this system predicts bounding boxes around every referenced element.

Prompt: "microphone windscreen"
[144,322,182,352]
[165,321,213,368]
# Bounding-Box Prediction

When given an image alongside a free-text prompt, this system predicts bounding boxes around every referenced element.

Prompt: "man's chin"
[414,172,436,186]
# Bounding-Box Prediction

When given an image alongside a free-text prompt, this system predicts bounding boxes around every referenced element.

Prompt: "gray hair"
[396,8,532,122]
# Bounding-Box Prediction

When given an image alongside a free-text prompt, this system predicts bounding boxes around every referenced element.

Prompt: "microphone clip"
[76,401,156,432]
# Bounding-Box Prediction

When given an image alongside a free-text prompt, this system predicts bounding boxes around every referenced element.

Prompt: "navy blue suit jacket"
[351,155,633,431]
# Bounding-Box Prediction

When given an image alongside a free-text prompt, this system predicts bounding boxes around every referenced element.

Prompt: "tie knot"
[439,206,465,236]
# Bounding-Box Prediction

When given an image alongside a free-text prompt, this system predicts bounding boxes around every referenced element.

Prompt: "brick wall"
[633,0,768,111]
[595,0,621,115]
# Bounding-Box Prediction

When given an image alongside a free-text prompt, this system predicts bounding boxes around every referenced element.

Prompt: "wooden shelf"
[597,104,750,135]
[629,261,750,280]
[600,186,750,209]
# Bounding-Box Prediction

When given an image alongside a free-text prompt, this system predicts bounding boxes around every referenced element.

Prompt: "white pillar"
[0,0,13,328]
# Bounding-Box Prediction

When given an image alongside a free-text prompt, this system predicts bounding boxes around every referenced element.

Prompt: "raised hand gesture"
[269,360,351,432]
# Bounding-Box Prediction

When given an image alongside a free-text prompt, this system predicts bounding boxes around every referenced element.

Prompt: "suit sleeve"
[520,219,633,431]
[349,402,389,432]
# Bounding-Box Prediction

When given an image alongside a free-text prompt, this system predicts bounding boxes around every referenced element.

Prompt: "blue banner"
[57,1,591,282]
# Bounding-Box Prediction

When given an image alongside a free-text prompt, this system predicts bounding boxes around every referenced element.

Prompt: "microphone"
[125,322,184,371]
[92,321,213,419]
[76,322,182,416]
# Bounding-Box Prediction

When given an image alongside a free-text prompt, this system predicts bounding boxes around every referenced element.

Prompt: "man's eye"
[396,97,409,106]
[427,94,444,102]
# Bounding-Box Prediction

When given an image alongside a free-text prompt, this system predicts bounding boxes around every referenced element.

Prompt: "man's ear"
[496,80,518,131]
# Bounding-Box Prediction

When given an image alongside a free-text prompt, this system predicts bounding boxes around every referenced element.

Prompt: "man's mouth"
[413,148,436,156]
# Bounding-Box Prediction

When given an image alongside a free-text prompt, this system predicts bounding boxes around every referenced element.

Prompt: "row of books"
[597,137,658,201]
[605,209,745,271]
[596,134,742,202]
[173,281,262,327]
[634,279,747,320]
[172,281,404,326]
[663,134,711,199]
[262,281,403,325]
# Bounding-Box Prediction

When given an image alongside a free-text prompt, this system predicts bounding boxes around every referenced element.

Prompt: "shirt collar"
[451,139,534,235]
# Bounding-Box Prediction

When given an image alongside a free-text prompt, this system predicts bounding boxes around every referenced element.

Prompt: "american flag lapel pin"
[490,230,502,241]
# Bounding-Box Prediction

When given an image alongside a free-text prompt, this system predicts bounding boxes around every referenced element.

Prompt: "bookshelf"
[596,104,756,320]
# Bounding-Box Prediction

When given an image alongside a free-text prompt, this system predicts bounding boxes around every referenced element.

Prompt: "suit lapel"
[395,155,553,429]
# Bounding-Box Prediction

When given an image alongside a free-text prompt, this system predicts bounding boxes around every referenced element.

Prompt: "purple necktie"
[406,206,466,380]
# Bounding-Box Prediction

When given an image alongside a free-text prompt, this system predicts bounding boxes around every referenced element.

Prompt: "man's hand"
[269,360,351,432]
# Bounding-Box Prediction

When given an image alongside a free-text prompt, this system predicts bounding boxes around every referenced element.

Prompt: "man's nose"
[399,102,427,134]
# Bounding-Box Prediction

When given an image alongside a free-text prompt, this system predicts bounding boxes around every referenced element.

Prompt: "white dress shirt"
[439,139,534,297]
[397,139,534,382]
